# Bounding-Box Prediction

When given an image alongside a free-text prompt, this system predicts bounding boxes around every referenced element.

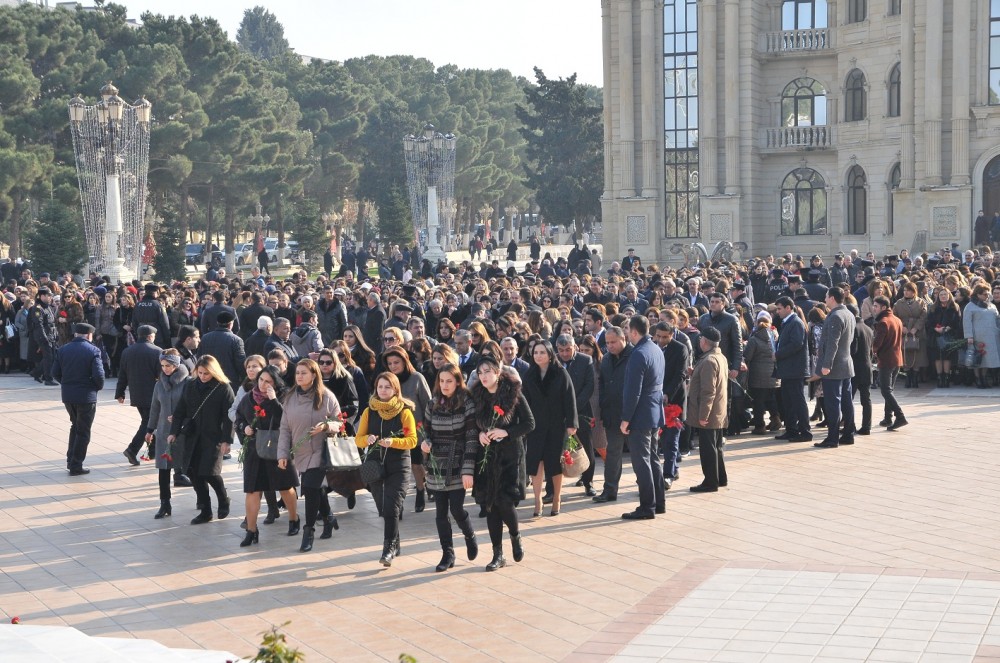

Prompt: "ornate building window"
[845,69,867,122]
[782,0,828,30]
[847,0,867,23]
[664,0,699,238]
[888,163,901,235]
[846,165,868,235]
[887,63,901,118]
[991,2,1000,104]
[888,0,901,16]
[782,78,828,127]
[780,168,828,236]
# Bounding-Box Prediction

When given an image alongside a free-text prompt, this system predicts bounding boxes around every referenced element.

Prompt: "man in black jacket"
[238,292,274,341]
[131,283,171,348]
[264,318,305,364]
[362,292,386,354]
[848,304,874,436]
[200,290,240,336]
[556,335,597,496]
[52,323,105,475]
[198,310,246,386]
[655,322,691,489]
[595,327,632,502]
[245,316,272,359]
[773,297,812,442]
[116,325,163,466]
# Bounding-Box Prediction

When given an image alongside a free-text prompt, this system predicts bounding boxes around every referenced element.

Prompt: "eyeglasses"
[383,337,396,342]
[336,354,347,361]
[318,360,334,366]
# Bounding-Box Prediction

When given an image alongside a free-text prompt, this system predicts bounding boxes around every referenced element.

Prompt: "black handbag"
[359,451,386,485]
[256,430,280,461]
[178,384,220,438]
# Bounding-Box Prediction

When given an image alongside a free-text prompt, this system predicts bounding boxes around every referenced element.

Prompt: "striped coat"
[422,396,479,492]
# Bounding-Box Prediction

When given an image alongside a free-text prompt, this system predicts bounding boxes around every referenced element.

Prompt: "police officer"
[132,283,171,348]
[29,287,59,385]
[52,323,105,475]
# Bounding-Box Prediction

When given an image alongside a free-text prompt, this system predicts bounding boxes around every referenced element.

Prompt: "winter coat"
[817,305,856,379]
[963,301,1000,368]
[468,377,535,508]
[893,297,929,368]
[399,372,431,424]
[115,341,162,408]
[743,326,779,389]
[168,378,235,477]
[686,347,729,430]
[52,337,105,404]
[278,388,342,475]
[198,329,246,385]
[423,395,479,492]
[851,322,874,387]
[147,365,190,470]
[316,298,348,346]
[873,311,904,370]
[290,323,323,357]
[523,363,578,477]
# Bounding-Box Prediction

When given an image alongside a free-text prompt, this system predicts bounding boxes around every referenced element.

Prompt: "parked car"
[185,243,224,266]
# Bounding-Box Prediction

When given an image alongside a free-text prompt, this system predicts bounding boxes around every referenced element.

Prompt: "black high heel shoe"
[287,518,300,536]
[240,529,259,547]
[320,515,339,539]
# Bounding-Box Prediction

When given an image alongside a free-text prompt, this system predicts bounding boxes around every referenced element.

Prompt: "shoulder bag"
[255,406,280,461]
[178,384,221,438]
[903,333,920,351]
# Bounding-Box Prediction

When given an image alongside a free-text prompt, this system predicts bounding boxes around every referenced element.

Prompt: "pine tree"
[153,219,187,283]
[376,184,414,247]
[24,202,88,275]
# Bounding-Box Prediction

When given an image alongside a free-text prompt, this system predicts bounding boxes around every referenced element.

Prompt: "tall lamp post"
[248,202,270,268]
[403,123,456,265]
[69,82,151,284]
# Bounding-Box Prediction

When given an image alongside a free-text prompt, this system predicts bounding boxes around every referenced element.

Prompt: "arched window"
[888,0,901,16]
[888,163,901,235]
[782,78,828,127]
[887,63,901,118]
[845,69,867,122]
[782,0,829,30]
[846,165,868,235]
[780,168,827,236]
[847,0,867,23]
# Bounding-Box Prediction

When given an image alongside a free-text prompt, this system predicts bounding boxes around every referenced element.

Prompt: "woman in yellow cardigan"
[356,371,418,566]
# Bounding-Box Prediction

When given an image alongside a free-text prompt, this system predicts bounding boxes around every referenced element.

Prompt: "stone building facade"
[602,0,1000,264]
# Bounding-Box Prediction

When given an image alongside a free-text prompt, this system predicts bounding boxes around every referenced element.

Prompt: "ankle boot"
[320,514,339,539]
[154,500,171,520]
[511,533,524,563]
[414,489,425,513]
[379,538,397,567]
[456,515,479,561]
[485,545,506,571]
[435,547,456,572]
[240,529,259,547]
[263,506,280,524]
[944,373,951,388]
[394,534,402,557]
[190,509,212,525]
[299,526,315,552]
[287,517,300,536]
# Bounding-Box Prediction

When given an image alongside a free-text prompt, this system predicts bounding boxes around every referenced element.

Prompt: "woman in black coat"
[168,355,236,525]
[522,340,578,518]
[468,356,535,571]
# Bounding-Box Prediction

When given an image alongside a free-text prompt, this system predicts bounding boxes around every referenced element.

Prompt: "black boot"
[511,533,524,563]
[263,506,280,525]
[435,547,456,572]
[486,545,506,571]
[944,373,951,388]
[240,529,259,547]
[320,514,339,539]
[456,515,479,561]
[379,538,397,567]
[287,518,300,537]
[217,497,231,520]
[190,509,212,525]
[154,500,171,520]
[299,526,315,552]
[415,489,425,513]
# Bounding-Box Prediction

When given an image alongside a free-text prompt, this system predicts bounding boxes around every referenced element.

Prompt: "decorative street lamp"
[403,123,456,264]
[504,204,518,242]
[247,202,270,268]
[68,82,152,283]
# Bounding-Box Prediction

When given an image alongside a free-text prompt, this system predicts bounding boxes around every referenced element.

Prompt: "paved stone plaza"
[2,374,1000,662]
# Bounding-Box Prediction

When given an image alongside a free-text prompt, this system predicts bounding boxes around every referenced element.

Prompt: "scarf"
[251,385,268,405]
[368,394,406,419]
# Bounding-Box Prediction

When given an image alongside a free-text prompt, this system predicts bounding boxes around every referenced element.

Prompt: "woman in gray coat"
[743,312,781,434]
[963,284,1000,388]
[277,358,343,552]
[144,349,190,519]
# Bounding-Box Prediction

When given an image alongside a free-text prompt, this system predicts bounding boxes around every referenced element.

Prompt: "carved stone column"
[640,0,658,197]
[950,0,971,186]
[700,0,719,195]
[923,0,943,186]
[900,0,915,188]
[602,0,614,198]
[724,0,741,194]
[618,0,636,197]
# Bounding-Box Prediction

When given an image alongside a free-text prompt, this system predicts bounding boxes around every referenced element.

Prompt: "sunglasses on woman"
[318,359,334,366]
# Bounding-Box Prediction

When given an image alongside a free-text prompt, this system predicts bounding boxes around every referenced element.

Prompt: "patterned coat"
[423,396,478,492]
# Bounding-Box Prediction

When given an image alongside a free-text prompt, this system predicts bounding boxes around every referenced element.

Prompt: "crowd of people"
[3,238,999,571]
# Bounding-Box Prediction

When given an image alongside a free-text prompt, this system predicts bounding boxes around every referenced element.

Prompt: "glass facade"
[664,0,699,238]
[782,0,828,30]
[991,0,1000,104]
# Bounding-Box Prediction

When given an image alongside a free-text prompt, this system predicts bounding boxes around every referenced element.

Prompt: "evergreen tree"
[24,202,87,275]
[286,198,326,272]
[376,184,414,247]
[153,219,186,283]
[236,6,290,61]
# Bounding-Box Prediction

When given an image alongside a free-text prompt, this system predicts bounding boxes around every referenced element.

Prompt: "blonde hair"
[194,355,230,384]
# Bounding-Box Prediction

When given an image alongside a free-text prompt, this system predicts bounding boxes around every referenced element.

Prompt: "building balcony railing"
[761,28,832,54]
[761,125,835,151]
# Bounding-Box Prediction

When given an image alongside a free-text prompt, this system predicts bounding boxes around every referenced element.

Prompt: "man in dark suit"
[198,310,246,386]
[116,325,163,466]
[654,322,691,490]
[684,278,709,309]
[815,287,857,448]
[362,292,386,354]
[556,334,597,496]
[52,323,105,475]
[238,292,274,341]
[264,317,305,364]
[454,329,481,381]
[200,290,240,336]
[620,315,666,520]
[500,337,530,377]
[245,316,272,359]
[595,328,632,502]
[848,304,874,435]
[132,283,171,348]
[584,306,609,353]
[773,296,812,442]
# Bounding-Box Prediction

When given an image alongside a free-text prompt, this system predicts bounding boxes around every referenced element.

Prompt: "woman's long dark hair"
[258,365,289,401]
[432,362,469,412]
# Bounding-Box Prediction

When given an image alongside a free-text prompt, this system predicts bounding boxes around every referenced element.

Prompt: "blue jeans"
[821,377,855,442]
[628,428,665,514]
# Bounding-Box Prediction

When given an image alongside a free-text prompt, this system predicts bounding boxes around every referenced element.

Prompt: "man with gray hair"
[246,315,272,358]
[556,334,597,496]
[116,325,163,467]
[595,326,632,503]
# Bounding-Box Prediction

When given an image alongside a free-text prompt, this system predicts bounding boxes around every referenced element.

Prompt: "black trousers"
[372,463,410,544]
[485,501,519,548]
[852,380,872,431]
[879,367,903,419]
[65,402,96,471]
[780,378,810,436]
[192,474,227,513]
[578,423,595,486]
[696,427,727,488]
[126,405,151,456]
[435,489,469,551]
[158,469,171,501]
[302,468,332,529]
[36,342,55,380]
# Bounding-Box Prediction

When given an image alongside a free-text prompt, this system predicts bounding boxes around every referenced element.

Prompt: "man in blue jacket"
[52,323,105,475]
[619,315,666,520]
[773,296,812,443]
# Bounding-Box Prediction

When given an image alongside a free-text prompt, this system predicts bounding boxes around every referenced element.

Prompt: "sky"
[115,0,605,86]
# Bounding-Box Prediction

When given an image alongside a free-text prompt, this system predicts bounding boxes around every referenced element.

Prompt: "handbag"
[903,334,920,351]
[4,322,14,340]
[961,343,982,368]
[178,384,220,438]
[936,333,953,351]
[326,434,362,471]
[255,429,280,461]
[560,438,590,479]
[359,451,386,485]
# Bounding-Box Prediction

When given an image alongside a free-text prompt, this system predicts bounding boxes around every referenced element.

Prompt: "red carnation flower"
[493,405,505,416]
[59,311,68,318]
[11,616,20,624]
